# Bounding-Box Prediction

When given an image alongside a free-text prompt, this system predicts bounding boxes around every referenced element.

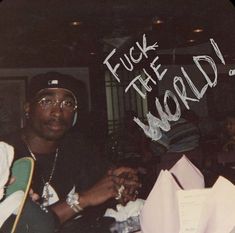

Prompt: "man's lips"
[45,120,66,131]
[47,124,64,131]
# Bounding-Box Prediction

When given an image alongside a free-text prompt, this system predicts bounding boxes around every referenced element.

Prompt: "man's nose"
[51,101,63,114]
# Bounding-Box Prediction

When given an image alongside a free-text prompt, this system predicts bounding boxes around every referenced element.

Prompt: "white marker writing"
[210,38,225,65]
[135,34,158,58]
[103,49,120,82]
[150,56,168,81]
[103,34,159,82]
[125,68,156,99]
[173,76,199,110]
[229,69,235,76]
[134,90,181,141]
[103,36,226,141]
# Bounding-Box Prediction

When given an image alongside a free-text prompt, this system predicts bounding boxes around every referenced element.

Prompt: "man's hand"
[80,167,141,208]
[49,167,141,224]
[29,189,40,202]
[110,167,141,205]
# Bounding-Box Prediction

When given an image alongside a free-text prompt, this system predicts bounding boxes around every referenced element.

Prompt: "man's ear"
[72,111,78,126]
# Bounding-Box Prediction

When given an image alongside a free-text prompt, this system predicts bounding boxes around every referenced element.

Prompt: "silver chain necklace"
[23,137,59,210]
[41,148,58,210]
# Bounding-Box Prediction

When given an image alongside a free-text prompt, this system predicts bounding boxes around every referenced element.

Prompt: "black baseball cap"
[27,72,81,103]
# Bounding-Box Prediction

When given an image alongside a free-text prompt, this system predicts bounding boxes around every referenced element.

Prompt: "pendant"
[40,182,53,212]
[41,183,50,212]
[43,182,54,205]
[40,182,59,212]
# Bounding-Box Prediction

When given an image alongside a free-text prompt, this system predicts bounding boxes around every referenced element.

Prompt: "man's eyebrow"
[64,93,75,100]
[36,92,54,99]
[36,92,75,100]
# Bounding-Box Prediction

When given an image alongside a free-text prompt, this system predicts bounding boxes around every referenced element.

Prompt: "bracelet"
[66,186,83,213]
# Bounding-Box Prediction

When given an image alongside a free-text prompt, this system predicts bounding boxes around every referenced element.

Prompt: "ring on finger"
[115,185,125,200]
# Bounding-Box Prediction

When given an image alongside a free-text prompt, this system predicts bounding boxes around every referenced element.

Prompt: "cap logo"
[48,80,59,85]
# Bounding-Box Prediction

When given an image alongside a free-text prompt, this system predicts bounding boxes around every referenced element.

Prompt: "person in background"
[105,111,156,199]
[221,111,235,152]
[106,111,152,165]
[213,111,235,185]
[150,96,201,155]
[1,72,140,233]
[149,96,202,172]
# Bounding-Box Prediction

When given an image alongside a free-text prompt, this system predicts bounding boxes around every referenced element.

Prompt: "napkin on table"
[197,176,235,233]
[140,155,205,233]
[104,198,145,222]
[140,170,181,233]
[170,154,204,189]
[0,142,14,200]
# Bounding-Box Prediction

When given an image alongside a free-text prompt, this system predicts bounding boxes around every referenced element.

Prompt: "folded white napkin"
[177,188,211,233]
[140,170,181,233]
[104,199,145,222]
[197,176,235,233]
[0,142,14,200]
[140,155,235,233]
[230,227,235,233]
[170,155,204,189]
[140,155,206,233]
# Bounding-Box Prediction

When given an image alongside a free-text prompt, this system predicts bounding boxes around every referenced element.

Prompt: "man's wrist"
[66,188,84,213]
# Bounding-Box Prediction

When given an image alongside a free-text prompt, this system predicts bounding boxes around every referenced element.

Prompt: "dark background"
[0,0,234,142]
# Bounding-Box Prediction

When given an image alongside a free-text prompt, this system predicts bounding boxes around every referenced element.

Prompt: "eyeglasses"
[37,97,77,112]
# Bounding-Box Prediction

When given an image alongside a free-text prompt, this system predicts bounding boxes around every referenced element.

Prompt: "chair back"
[5,157,34,233]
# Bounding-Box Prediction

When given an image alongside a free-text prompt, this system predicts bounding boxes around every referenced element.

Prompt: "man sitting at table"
[1,72,140,233]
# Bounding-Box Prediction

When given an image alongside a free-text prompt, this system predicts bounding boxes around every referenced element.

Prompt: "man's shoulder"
[0,130,27,159]
[0,130,22,147]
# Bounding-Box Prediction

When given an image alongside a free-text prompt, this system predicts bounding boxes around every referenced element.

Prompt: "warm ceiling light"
[70,21,82,26]
[193,28,203,33]
[153,19,164,25]
[188,39,195,43]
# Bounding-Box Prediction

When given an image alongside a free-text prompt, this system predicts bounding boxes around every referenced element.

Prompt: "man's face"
[27,88,77,141]
[224,116,235,137]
